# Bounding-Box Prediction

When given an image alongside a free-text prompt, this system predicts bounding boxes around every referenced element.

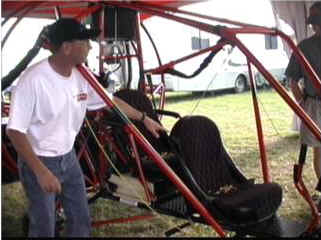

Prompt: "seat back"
[114,89,170,154]
[170,115,248,195]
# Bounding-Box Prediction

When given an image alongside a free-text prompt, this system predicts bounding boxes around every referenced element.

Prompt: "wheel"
[234,75,247,93]
[255,73,266,89]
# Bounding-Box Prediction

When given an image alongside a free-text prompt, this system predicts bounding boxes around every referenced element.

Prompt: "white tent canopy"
[271,0,316,42]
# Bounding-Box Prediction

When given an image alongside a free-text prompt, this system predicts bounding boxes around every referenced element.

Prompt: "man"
[6,18,165,237]
[285,2,321,207]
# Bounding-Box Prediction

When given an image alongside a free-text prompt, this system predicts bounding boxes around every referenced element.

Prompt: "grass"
[1,88,318,237]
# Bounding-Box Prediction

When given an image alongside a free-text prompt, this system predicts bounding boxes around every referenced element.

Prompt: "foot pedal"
[164,222,192,237]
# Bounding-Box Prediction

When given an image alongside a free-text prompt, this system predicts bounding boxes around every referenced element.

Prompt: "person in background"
[6,18,165,237]
[285,2,321,210]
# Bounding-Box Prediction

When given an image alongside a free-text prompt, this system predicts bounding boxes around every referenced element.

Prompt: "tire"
[255,73,265,89]
[234,75,247,93]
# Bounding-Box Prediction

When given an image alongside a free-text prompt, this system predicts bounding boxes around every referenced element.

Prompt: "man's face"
[310,5,321,17]
[310,6,321,36]
[312,24,321,36]
[68,39,92,65]
[309,6,321,36]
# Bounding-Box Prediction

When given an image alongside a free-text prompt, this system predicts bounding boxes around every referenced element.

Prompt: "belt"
[304,94,321,100]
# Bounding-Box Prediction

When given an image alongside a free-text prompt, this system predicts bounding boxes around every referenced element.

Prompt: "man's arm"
[6,129,61,193]
[113,96,166,138]
[290,77,304,103]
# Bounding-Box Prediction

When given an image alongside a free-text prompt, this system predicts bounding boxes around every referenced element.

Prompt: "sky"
[183,0,276,27]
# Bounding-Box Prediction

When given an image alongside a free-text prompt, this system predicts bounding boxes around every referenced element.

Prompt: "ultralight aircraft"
[2,0,321,237]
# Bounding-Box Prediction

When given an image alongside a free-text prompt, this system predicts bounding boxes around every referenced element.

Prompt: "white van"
[138,47,288,94]
[128,6,289,93]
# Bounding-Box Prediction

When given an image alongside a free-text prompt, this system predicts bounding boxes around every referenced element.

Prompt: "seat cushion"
[212,182,283,225]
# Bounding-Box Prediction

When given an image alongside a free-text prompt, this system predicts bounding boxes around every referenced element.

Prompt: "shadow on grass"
[2,213,25,237]
[162,89,235,105]
[2,181,28,238]
[229,132,301,172]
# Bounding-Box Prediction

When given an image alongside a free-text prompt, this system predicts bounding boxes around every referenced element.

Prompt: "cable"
[190,44,235,115]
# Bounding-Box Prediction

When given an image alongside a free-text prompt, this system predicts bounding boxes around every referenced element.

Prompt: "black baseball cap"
[48,18,101,46]
[307,1,321,26]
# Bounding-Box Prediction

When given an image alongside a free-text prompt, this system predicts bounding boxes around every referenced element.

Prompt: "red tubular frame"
[78,147,98,187]
[92,214,155,228]
[127,131,155,202]
[145,42,227,75]
[77,64,226,237]
[112,2,321,141]
[108,4,321,224]
[2,144,19,175]
[79,3,320,235]
[247,61,270,183]
[294,164,321,232]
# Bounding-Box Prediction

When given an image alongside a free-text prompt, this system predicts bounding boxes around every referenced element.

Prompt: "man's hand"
[142,116,167,138]
[36,168,62,194]
[112,96,168,138]
[6,129,62,194]
[290,78,304,103]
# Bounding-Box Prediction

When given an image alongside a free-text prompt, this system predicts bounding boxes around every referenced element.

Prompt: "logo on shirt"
[77,93,88,101]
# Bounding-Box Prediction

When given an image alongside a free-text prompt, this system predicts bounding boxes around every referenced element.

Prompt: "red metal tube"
[127,132,155,202]
[75,5,102,21]
[294,164,321,233]
[76,134,99,186]
[92,214,155,228]
[247,61,271,183]
[145,42,227,75]
[2,144,19,175]
[140,22,166,112]
[102,55,137,61]
[135,12,146,91]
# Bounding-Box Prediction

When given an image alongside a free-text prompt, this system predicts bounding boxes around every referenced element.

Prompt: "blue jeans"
[18,149,91,237]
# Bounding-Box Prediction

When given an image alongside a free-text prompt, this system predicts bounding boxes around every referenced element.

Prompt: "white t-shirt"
[7,59,111,157]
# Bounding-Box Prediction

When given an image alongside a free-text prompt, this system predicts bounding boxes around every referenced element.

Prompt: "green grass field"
[2,89,318,237]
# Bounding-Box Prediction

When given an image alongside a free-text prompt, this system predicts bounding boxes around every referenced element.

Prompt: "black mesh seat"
[169,115,283,226]
[113,89,180,181]
[212,182,282,225]
[114,89,169,154]
[112,90,282,226]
